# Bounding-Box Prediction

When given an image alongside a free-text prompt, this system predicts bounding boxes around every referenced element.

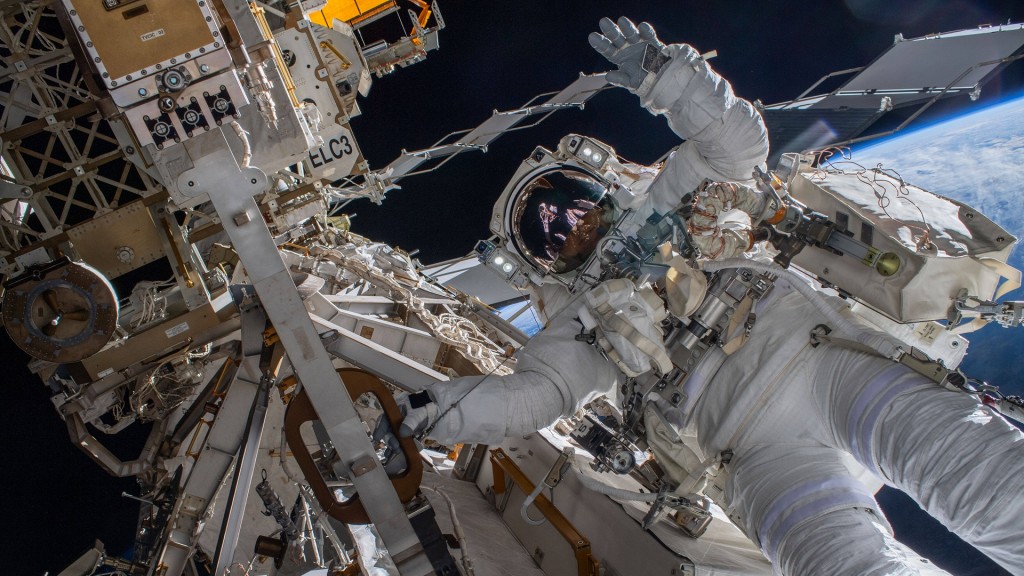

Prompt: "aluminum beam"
[180,129,432,575]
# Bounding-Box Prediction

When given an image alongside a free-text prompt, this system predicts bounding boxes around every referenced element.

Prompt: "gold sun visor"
[509,168,612,275]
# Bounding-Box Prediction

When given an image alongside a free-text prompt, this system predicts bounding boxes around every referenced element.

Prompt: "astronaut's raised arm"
[643,44,769,178]
[589,17,769,213]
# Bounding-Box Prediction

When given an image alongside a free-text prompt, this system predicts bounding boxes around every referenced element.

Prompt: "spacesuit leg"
[727,445,951,575]
[813,345,1024,573]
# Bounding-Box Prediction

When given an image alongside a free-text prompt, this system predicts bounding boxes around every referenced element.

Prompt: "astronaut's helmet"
[509,167,614,275]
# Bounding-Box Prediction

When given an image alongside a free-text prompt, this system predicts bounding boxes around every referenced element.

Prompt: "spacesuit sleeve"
[419,310,622,445]
[640,44,770,214]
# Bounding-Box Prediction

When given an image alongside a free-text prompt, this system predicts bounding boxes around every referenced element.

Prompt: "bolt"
[199,64,210,74]
[138,88,148,97]
[116,246,135,264]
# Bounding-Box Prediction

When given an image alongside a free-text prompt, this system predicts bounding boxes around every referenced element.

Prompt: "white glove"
[395,388,441,438]
[395,376,496,442]
[578,278,672,377]
[588,16,669,92]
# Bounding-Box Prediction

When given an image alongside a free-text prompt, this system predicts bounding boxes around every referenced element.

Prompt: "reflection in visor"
[511,169,610,274]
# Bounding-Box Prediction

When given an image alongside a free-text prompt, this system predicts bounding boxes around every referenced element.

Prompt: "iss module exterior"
[2,3,1024,576]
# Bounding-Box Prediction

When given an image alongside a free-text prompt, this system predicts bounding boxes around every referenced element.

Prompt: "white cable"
[230,121,252,168]
[701,258,904,359]
[314,243,513,375]
[423,485,475,576]
[520,482,548,526]
[279,428,305,485]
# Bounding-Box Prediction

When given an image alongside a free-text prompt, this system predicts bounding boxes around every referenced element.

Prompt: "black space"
[3,1,1023,575]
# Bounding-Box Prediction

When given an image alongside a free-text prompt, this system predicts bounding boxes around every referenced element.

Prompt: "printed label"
[140,29,166,42]
[913,322,941,344]
[165,321,190,339]
[97,368,114,378]
[306,123,359,179]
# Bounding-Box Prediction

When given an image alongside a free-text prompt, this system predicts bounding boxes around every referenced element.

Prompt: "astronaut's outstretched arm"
[590,17,769,213]
[400,312,621,445]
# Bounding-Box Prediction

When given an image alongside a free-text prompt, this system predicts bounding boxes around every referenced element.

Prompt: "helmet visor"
[511,168,610,274]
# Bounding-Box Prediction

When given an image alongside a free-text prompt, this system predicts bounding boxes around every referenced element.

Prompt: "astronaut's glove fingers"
[587,31,615,58]
[370,413,409,475]
[617,16,640,43]
[588,17,666,91]
[599,16,626,48]
[603,70,632,88]
[637,21,659,44]
[395,390,440,438]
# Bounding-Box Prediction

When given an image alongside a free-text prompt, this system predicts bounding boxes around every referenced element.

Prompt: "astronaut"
[401,17,1024,575]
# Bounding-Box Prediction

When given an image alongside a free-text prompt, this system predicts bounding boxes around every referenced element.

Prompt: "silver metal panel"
[314,315,447,392]
[305,292,443,367]
[813,24,1024,109]
[212,378,270,575]
[422,256,527,306]
[156,353,263,576]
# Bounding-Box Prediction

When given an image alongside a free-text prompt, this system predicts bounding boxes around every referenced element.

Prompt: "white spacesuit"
[401,17,1024,575]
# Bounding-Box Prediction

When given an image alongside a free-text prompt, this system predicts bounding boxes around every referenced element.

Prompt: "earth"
[854,96,1024,396]
[853,96,1024,576]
